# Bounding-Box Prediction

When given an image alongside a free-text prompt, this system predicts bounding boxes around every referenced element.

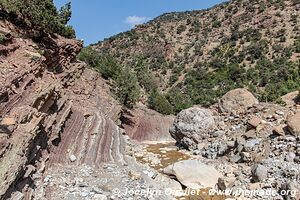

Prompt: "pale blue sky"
[54,0,226,45]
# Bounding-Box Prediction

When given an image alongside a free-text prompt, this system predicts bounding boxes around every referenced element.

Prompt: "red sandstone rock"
[121,105,175,142]
[0,19,125,198]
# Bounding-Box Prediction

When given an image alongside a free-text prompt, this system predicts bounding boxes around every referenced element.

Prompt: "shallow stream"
[136,142,227,200]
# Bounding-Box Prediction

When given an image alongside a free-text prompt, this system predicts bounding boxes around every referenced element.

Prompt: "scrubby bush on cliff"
[0,0,75,38]
[137,70,158,92]
[0,33,8,44]
[78,47,122,79]
[78,47,140,108]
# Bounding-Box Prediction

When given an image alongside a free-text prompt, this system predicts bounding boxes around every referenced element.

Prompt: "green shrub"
[177,25,186,34]
[148,90,173,115]
[0,33,8,44]
[212,20,221,28]
[137,70,158,92]
[166,89,192,113]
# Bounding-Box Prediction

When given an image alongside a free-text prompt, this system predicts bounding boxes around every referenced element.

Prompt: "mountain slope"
[93,0,300,112]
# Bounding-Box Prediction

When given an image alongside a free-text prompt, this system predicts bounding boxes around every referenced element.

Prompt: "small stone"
[211,130,224,137]
[197,143,205,150]
[285,152,296,162]
[69,155,77,162]
[244,139,260,152]
[241,152,252,162]
[248,116,262,128]
[251,164,268,182]
[249,183,261,190]
[244,129,256,139]
[226,141,235,149]
[93,194,107,200]
[286,136,296,142]
[193,150,201,155]
[11,191,24,200]
[275,110,285,116]
[1,117,16,126]
[230,154,242,163]
[273,125,286,136]
[44,176,50,183]
[128,170,142,180]
[92,187,103,194]
[218,177,236,190]
[80,192,89,197]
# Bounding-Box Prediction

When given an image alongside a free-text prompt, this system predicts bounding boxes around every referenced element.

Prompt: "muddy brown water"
[136,142,226,200]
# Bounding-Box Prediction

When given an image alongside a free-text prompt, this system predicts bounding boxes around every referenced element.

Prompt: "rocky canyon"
[1,1,300,200]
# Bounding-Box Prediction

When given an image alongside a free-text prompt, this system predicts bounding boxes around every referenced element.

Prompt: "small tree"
[114,69,140,108]
[58,2,72,25]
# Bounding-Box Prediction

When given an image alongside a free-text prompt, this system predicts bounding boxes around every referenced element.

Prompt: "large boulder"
[281,91,299,107]
[219,88,258,114]
[287,110,300,136]
[170,107,215,150]
[163,160,222,189]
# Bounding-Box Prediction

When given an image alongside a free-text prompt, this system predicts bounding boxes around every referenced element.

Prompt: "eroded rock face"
[219,88,259,114]
[170,107,215,150]
[287,110,300,136]
[122,105,175,142]
[0,19,125,198]
[163,160,222,189]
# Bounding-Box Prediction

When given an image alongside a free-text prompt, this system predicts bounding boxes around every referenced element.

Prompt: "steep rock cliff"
[0,17,125,199]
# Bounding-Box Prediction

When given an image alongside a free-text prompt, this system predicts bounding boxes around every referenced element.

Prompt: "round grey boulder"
[170,107,215,150]
[251,164,268,182]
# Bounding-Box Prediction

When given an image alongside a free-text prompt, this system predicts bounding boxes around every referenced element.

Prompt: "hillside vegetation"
[0,0,75,38]
[83,0,300,114]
